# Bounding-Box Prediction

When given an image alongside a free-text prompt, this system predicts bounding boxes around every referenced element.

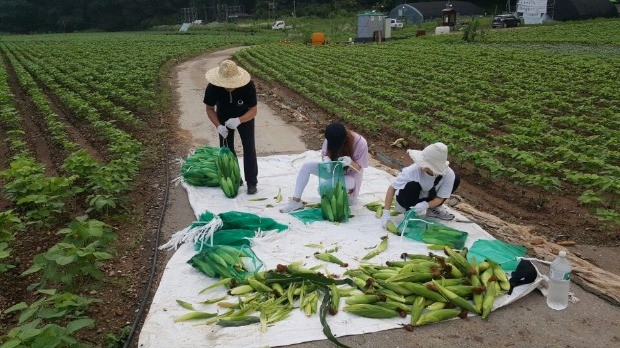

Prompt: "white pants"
[293,161,355,203]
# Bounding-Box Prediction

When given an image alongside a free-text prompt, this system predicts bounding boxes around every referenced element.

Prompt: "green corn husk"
[174,311,218,322]
[343,304,400,318]
[431,280,479,314]
[415,308,462,326]
[410,296,426,325]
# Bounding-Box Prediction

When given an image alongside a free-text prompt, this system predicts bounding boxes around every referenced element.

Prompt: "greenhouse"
[388,1,481,24]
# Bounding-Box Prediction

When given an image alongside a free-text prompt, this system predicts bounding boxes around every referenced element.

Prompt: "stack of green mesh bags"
[181,146,220,186]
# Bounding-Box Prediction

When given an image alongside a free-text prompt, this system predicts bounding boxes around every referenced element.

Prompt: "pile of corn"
[320,181,350,222]
[181,146,220,187]
[216,149,241,198]
[343,246,509,328]
[175,246,509,344]
[188,245,253,279]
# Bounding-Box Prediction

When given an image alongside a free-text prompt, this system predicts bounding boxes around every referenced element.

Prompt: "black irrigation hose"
[123,147,170,348]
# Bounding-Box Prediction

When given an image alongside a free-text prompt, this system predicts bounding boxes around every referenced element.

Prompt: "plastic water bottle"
[546,251,572,310]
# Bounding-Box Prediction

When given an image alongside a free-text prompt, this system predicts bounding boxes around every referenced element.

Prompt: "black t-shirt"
[203,81,257,120]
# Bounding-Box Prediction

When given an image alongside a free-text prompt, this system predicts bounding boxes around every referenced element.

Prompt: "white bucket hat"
[407,142,450,175]
[204,60,251,89]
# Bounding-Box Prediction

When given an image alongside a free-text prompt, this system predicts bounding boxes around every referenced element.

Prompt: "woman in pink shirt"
[280,123,369,213]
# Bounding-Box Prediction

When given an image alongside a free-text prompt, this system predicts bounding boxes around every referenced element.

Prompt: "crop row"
[236,37,619,222]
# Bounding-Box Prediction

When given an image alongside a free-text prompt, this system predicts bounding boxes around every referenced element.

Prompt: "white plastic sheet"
[138,151,541,347]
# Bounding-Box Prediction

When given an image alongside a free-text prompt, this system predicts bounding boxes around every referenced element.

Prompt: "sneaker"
[279,199,304,213]
[426,206,455,221]
[247,185,257,195]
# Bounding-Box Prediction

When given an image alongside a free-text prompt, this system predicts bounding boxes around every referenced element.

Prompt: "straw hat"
[407,142,450,175]
[204,60,251,89]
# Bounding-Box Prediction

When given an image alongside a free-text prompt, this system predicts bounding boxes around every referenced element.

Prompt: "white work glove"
[338,156,353,167]
[380,210,391,229]
[217,125,228,138]
[412,201,429,214]
[225,117,241,129]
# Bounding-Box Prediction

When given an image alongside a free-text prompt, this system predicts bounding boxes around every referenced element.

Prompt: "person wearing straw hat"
[279,123,369,213]
[381,142,460,227]
[204,59,258,194]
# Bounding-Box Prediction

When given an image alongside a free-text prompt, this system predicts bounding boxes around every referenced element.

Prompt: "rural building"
[356,12,392,42]
[388,1,481,24]
[517,0,618,24]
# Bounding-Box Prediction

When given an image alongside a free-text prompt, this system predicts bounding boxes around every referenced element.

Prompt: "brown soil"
[0,52,167,346]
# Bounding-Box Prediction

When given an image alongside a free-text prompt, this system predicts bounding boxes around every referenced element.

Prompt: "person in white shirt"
[381,142,460,227]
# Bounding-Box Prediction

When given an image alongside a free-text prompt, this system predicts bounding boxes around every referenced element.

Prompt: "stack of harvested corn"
[175,247,509,345]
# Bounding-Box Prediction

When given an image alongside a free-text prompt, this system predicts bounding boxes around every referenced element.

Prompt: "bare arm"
[238,105,257,123]
[383,186,396,211]
[348,160,361,172]
[206,105,220,127]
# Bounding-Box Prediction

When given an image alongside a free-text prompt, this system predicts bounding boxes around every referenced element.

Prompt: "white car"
[272,21,285,30]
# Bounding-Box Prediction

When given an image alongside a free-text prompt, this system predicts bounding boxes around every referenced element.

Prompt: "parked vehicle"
[492,14,521,28]
[390,18,404,29]
[272,21,285,30]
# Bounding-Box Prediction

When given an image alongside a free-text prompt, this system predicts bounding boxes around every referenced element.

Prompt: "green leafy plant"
[1,157,80,227]
[104,326,131,348]
[1,289,96,348]
[0,242,14,273]
[21,216,117,289]
[0,210,22,243]
[462,19,487,42]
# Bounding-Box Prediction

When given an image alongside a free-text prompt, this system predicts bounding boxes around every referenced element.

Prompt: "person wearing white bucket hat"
[204,59,258,194]
[380,142,460,226]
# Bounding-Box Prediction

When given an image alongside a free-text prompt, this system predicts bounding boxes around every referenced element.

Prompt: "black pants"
[396,173,460,210]
[218,119,258,186]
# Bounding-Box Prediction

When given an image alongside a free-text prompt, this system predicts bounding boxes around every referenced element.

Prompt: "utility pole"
[293,1,296,17]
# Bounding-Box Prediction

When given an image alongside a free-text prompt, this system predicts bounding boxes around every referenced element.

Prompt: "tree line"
[0,0,503,33]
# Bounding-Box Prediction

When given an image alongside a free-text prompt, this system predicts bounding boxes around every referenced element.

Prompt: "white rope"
[158,216,223,251]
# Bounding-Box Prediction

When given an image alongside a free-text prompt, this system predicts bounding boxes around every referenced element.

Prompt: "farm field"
[0,18,618,346]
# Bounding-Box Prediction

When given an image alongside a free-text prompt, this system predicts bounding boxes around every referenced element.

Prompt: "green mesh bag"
[216,147,242,198]
[467,239,526,272]
[318,161,350,222]
[188,244,263,280]
[181,146,220,186]
[192,211,287,251]
[397,210,468,249]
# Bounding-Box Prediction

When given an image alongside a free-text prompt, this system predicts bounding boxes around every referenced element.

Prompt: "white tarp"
[139,151,541,348]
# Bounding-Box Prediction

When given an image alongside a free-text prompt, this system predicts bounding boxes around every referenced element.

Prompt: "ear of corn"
[314,252,348,267]
[431,280,479,314]
[415,308,462,326]
[386,220,401,235]
[329,284,340,315]
[362,236,388,260]
[398,282,447,302]
[426,301,447,311]
[410,296,426,325]
[173,311,218,322]
[481,280,497,319]
[248,277,273,293]
[343,304,400,318]
[345,294,380,305]
[470,274,484,314]
[229,285,254,295]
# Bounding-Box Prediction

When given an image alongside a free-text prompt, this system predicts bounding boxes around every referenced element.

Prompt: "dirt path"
[155,49,620,348]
